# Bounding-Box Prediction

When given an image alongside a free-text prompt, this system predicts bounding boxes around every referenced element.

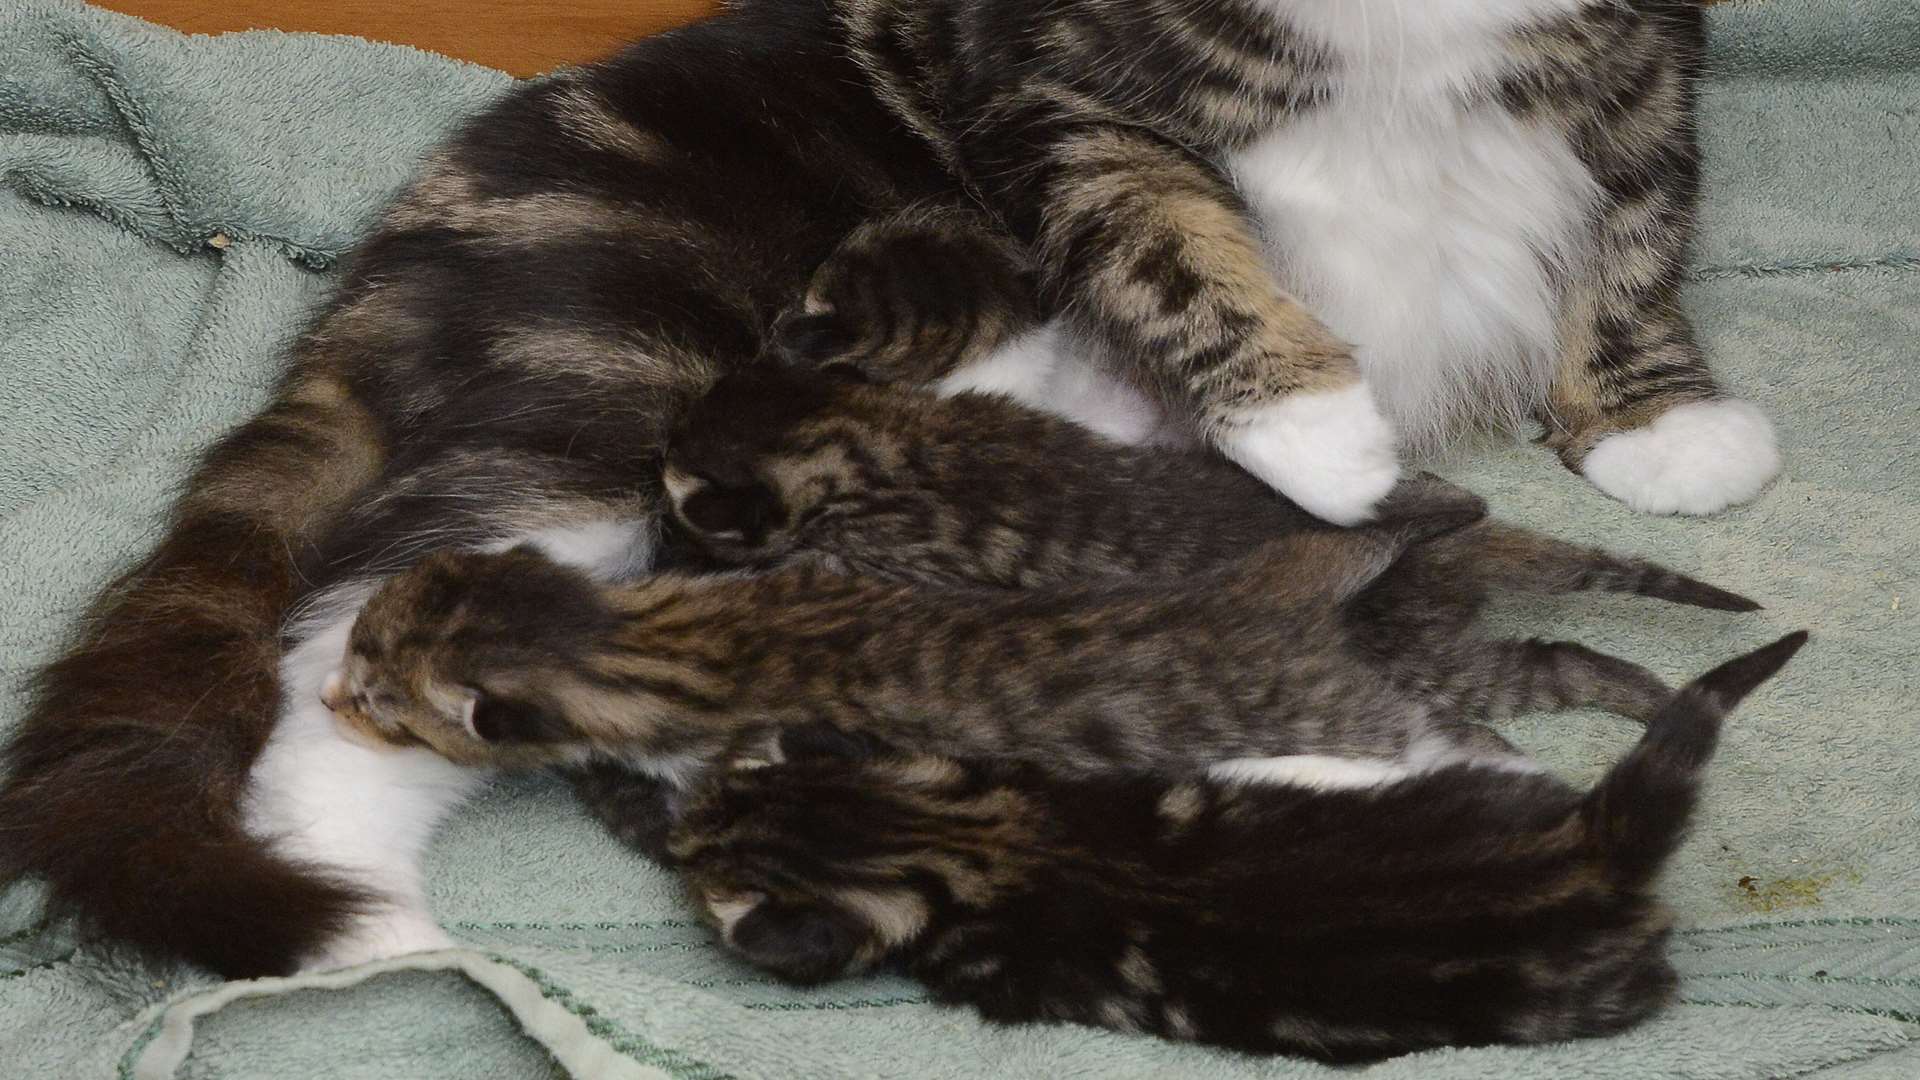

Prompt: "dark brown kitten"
[670,633,1808,1062]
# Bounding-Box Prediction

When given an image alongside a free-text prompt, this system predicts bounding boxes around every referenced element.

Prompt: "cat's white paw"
[1581,398,1781,516]
[301,906,455,973]
[1220,383,1401,525]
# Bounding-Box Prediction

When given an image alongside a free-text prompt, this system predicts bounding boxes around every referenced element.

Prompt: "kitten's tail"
[1582,632,1808,883]
[1466,522,1760,612]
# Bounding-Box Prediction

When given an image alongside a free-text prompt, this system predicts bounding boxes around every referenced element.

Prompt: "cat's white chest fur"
[1229,0,1599,450]
[952,0,1600,463]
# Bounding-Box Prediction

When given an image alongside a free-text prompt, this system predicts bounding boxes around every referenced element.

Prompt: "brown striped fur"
[1,1,1748,975]
[670,633,1808,1061]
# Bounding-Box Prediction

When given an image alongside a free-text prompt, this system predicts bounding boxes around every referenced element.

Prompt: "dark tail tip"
[1695,631,1809,707]
[1662,573,1764,613]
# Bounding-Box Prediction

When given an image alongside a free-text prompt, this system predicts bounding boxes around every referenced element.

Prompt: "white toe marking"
[1219,383,1401,525]
[707,892,767,945]
[1581,398,1782,515]
[1207,755,1414,791]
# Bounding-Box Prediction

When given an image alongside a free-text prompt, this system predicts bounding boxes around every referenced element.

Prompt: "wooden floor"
[96,0,719,77]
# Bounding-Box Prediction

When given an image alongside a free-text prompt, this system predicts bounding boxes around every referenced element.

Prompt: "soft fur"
[1,0,1776,976]
[672,634,1808,1062]
[329,490,1725,791]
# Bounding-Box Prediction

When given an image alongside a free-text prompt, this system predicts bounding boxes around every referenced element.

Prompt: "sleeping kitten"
[662,370,1756,706]
[323,511,1682,786]
[670,633,1808,1062]
[667,366,1762,597]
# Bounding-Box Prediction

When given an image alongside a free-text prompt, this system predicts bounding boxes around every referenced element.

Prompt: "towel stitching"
[1690,253,1920,280]
[484,954,737,1080]
[54,32,195,249]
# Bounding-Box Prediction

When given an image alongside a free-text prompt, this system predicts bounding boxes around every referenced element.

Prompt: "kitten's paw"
[1220,383,1401,525]
[301,906,454,973]
[1581,398,1781,515]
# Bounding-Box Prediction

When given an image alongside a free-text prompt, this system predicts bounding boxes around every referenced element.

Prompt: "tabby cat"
[326,513,1680,785]
[3,1,1777,976]
[671,633,1807,1061]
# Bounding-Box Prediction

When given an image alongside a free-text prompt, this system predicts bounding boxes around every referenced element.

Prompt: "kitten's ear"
[678,481,783,540]
[728,899,871,985]
[463,690,571,744]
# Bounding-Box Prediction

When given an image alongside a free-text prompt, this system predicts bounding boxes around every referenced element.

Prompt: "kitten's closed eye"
[728,899,869,985]
[466,692,571,745]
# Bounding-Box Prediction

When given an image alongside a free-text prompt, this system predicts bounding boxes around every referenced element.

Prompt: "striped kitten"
[662,371,1756,701]
[666,367,1763,604]
[671,634,1808,1062]
[4,0,1776,976]
[326,508,1675,787]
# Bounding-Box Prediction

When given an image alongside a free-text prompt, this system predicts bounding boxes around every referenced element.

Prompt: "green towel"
[2,0,1916,1076]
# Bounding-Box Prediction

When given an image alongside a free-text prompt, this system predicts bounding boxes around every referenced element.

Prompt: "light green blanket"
[2,0,1916,1076]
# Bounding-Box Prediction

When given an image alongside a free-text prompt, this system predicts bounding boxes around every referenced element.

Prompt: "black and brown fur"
[2,0,1730,975]
[671,633,1808,1062]
[333,497,1726,787]
[665,371,1755,713]
[668,367,1757,600]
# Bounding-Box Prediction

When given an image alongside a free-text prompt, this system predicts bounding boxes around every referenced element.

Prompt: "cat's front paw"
[1220,383,1401,525]
[1580,398,1781,515]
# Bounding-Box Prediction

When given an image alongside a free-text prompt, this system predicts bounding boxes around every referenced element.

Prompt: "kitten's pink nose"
[318,671,347,712]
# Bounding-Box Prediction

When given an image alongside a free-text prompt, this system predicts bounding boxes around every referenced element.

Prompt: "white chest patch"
[1230,0,1599,450]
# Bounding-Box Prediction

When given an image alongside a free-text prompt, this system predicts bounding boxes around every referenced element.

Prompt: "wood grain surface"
[95,0,720,76]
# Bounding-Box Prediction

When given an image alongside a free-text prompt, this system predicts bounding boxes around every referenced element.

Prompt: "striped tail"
[1467,522,1761,612]
[1582,632,1809,884]
[0,358,386,977]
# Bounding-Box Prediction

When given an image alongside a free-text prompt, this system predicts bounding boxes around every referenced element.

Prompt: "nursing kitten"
[6,1,1776,976]
[326,514,1684,787]
[667,368,1760,604]
[671,633,1808,1062]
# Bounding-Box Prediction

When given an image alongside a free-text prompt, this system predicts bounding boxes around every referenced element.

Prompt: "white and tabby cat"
[4,0,1778,976]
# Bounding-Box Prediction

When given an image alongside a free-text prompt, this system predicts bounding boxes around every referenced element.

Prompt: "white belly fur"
[1231,102,1596,452]
[952,2,1601,458]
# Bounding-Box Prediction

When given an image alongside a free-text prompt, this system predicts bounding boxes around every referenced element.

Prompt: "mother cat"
[0,0,1778,977]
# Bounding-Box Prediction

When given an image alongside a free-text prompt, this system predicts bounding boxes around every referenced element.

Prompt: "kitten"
[6,1,1774,975]
[325,511,1683,787]
[662,370,1756,709]
[669,633,1808,1062]
[667,366,1761,598]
